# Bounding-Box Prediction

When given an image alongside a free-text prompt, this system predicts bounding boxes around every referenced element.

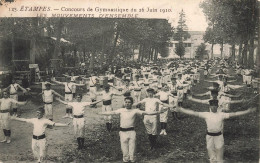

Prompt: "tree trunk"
[154,47,158,61]
[147,47,152,62]
[238,42,242,64]
[220,41,223,58]
[89,52,95,73]
[11,33,15,62]
[242,40,248,67]
[83,46,86,62]
[30,38,36,64]
[73,48,77,67]
[150,48,154,61]
[52,18,63,70]
[231,44,235,61]
[138,44,142,61]
[211,43,214,59]
[141,44,145,62]
[100,33,106,64]
[110,29,120,67]
[248,37,255,68]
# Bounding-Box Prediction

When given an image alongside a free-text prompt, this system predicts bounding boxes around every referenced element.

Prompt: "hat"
[209,100,218,106]
[123,91,131,97]
[147,88,155,93]
[45,82,51,86]
[177,86,183,90]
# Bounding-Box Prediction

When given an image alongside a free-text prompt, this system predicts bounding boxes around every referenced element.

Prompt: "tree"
[200,0,258,67]
[173,9,190,58]
[175,42,185,58]
[195,43,209,60]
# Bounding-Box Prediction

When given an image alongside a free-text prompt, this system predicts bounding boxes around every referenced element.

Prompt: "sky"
[168,0,208,31]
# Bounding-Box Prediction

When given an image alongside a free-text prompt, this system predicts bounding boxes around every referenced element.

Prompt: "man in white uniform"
[4,79,28,117]
[95,85,123,132]
[38,83,64,121]
[52,77,85,118]
[57,94,101,149]
[155,83,174,135]
[100,97,166,162]
[131,75,143,103]
[133,88,174,149]
[88,72,100,108]
[0,91,27,143]
[177,100,256,163]
[12,107,69,162]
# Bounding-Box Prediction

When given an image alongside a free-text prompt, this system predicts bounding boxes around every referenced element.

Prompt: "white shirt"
[24,118,55,136]
[114,108,144,128]
[41,82,50,90]
[67,102,91,115]
[10,83,19,94]
[140,98,161,112]
[64,82,74,93]
[199,112,230,133]
[43,90,54,103]
[132,81,143,90]
[101,91,113,101]
[89,76,98,86]
[0,98,18,110]
[155,91,170,101]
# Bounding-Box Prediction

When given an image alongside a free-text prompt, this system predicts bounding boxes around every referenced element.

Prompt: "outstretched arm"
[3,85,10,91]
[224,93,241,98]
[112,92,124,96]
[229,107,256,118]
[11,117,30,122]
[74,83,85,86]
[228,99,244,104]
[51,79,64,85]
[52,90,64,100]
[193,91,210,97]
[89,99,103,106]
[142,108,167,115]
[17,84,28,92]
[228,84,244,89]
[54,122,70,127]
[176,107,200,117]
[99,111,119,115]
[56,98,68,105]
[11,98,28,106]
[187,96,209,104]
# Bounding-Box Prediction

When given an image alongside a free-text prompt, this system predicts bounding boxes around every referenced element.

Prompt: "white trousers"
[143,116,157,135]
[159,105,168,123]
[32,138,47,161]
[102,105,113,123]
[10,94,18,108]
[206,134,224,163]
[73,117,85,137]
[119,131,136,162]
[0,112,10,129]
[89,86,97,100]
[44,104,53,120]
[133,90,141,102]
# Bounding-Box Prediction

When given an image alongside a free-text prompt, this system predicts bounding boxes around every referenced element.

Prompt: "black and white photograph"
[0,0,259,162]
